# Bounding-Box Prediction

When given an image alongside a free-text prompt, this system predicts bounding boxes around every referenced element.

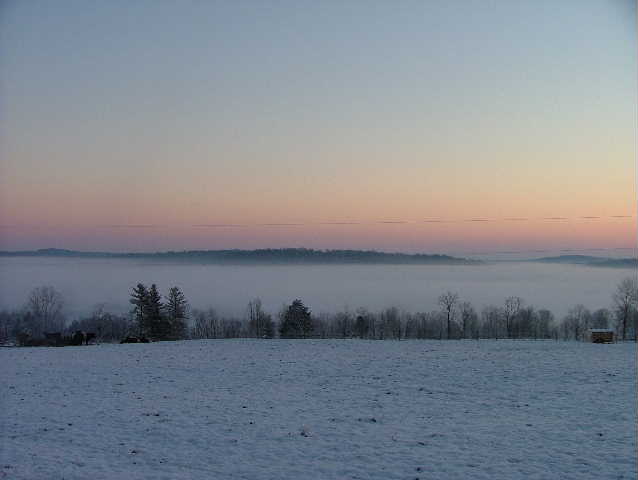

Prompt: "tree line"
[0,248,477,265]
[1,277,636,345]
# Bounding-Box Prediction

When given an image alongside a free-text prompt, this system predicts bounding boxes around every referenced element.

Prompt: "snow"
[1,340,636,480]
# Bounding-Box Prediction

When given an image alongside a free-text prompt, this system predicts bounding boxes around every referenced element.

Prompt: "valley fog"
[0,257,632,319]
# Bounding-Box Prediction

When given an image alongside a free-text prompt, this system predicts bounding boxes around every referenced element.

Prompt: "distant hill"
[528,255,637,268]
[0,248,481,265]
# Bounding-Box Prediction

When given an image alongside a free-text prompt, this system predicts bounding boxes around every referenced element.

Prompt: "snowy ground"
[1,340,636,480]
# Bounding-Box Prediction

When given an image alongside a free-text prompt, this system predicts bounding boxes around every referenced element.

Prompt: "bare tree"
[503,296,523,339]
[191,308,221,339]
[380,307,402,340]
[26,286,65,337]
[591,308,611,329]
[247,298,274,338]
[438,292,459,340]
[66,304,129,343]
[0,310,13,343]
[563,304,590,341]
[333,309,354,339]
[537,309,555,339]
[247,298,262,337]
[354,308,373,339]
[612,277,638,341]
[481,305,501,340]
[516,306,536,339]
[459,301,476,339]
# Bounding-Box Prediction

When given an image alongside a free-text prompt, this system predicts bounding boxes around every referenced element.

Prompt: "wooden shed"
[589,329,614,343]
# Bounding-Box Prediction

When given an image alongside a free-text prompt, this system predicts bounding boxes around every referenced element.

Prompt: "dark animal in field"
[17,332,31,346]
[71,330,85,346]
[120,336,150,344]
[84,332,96,345]
[44,332,63,346]
[16,333,47,347]
[121,336,140,343]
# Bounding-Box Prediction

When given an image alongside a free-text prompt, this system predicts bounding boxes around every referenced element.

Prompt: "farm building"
[589,329,614,343]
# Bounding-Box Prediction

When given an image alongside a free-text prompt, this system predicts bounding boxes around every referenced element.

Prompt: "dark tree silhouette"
[460,301,477,339]
[503,296,523,339]
[130,283,150,337]
[147,284,169,340]
[165,286,189,339]
[26,286,65,338]
[438,292,459,339]
[247,299,274,338]
[279,299,313,338]
[613,277,638,341]
[354,315,368,339]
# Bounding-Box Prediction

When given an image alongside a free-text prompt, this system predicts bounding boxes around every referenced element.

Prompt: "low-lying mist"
[0,257,633,319]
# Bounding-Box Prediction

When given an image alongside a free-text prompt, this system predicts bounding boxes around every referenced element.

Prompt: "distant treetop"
[0,248,480,265]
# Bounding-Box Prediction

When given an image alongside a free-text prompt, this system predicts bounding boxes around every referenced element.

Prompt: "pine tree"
[279,299,313,338]
[130,283,149,337]
[147,284,169,340]
[165,286,188,339]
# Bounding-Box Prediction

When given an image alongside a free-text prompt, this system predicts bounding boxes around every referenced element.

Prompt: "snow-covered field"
[1,340,636,480]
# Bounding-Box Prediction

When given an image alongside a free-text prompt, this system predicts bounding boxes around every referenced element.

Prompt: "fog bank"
[0,257,632,319]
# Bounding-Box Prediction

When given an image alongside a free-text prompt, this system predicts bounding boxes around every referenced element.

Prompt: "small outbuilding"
[589,329,614,344]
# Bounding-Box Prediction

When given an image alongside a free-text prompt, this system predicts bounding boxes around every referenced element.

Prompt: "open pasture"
[1,340,635,480]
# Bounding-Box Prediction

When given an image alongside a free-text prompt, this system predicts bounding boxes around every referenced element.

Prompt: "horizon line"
[1,246,636,258]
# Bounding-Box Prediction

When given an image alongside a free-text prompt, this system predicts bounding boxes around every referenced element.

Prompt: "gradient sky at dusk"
[1,0,636,253]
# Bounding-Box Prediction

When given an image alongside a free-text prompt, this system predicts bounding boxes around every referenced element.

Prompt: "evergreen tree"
[165,286,189,339]
[279,299,313,338]
[130,283,150,337]
[147,284,169,340]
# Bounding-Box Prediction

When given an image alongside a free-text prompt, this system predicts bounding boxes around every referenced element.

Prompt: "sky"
[0,0,636,254]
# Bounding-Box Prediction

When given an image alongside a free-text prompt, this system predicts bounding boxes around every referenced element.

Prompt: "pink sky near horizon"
[1,218,635,255]
[0,1,636,254]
